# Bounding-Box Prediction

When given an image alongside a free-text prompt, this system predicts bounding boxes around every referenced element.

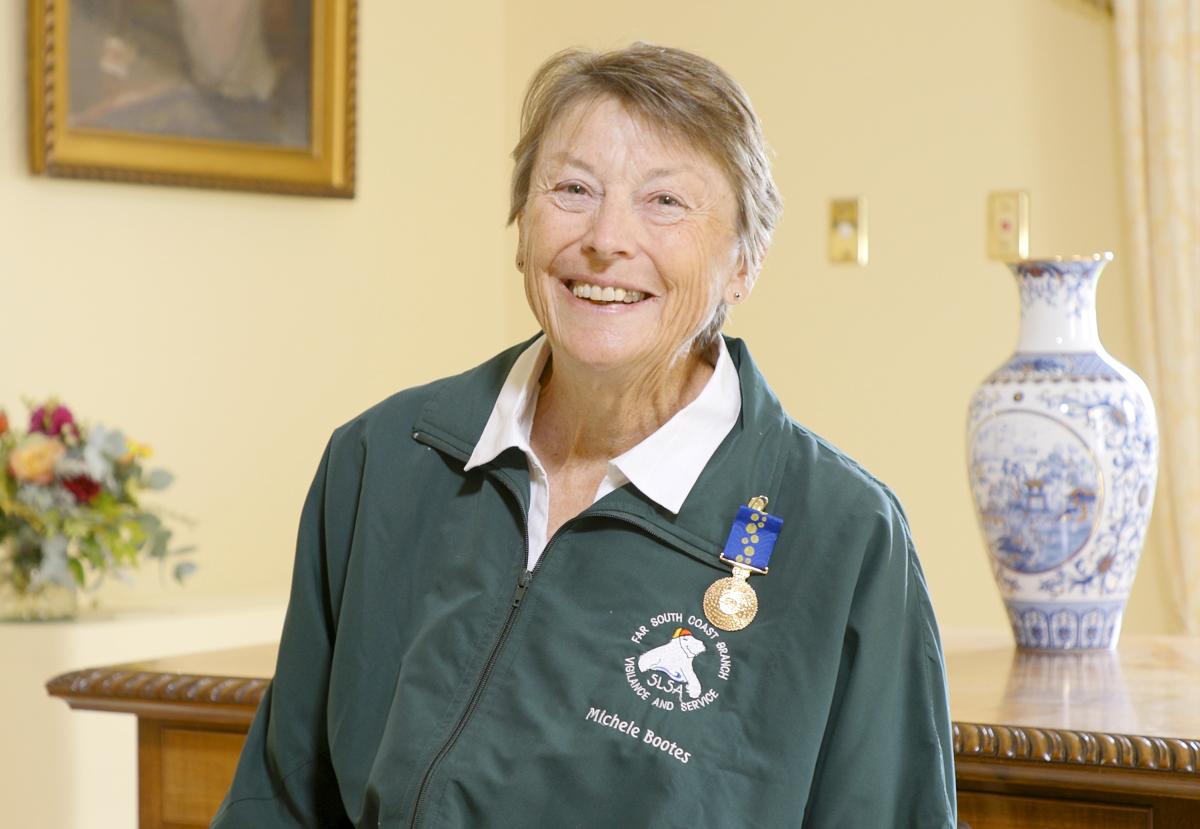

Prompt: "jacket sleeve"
[210,434,357,828]
[802,490,957,828]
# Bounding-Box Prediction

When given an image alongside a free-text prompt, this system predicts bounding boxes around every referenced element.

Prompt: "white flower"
[30,535,73,589]
[16,484,76,512]
[83,424,125,488]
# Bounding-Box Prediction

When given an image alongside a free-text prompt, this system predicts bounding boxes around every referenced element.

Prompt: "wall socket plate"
[829,197,868,265]
[987,191,1029,260]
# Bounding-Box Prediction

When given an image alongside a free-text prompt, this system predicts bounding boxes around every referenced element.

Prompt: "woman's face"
[518,96,747,378]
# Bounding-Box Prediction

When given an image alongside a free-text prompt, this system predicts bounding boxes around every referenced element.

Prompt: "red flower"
[0,409,8,436]
[29,401,78,439]
[63,475,102,504]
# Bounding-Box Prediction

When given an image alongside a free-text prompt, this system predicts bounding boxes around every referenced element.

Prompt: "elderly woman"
[212,44,956,828]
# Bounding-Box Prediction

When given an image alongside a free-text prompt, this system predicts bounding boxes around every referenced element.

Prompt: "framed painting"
[28,0,356,197]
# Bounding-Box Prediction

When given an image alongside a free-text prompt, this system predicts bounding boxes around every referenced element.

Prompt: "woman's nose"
[582,197,638,260]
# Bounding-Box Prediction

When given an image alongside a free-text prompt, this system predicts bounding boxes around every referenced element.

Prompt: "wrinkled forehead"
[537,93,727,179]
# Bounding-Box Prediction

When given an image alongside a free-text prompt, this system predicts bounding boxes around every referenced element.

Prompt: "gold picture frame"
[28,0,356,197]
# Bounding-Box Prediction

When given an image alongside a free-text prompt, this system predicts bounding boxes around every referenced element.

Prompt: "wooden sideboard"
[47,633,1200,828]
[948,633,1200,828]
[46,645,270,828]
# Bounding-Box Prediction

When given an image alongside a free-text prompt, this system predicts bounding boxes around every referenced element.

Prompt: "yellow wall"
[501,0,1172,636]
[0,0,1173,637]
[1,1,508,600]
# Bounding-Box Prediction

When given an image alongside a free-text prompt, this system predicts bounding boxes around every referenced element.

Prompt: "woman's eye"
[647,193,688,221]
[650,193,688,211]
[551,182,593,211]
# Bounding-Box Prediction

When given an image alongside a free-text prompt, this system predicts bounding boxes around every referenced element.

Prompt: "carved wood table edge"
[45,645,272,727]
[954,719,1200,773]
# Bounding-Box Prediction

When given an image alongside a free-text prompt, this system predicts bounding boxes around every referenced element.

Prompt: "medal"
[703,568,759,631]
[703,496,783,632]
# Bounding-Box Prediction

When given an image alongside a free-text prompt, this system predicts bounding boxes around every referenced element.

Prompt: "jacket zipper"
[405,430,722,827]
[406,565,530,829]
[408,464,595,828]
[407,433,538,829]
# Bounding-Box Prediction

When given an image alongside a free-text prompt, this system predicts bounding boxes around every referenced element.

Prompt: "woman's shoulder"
[775,413,913,545]
[726,339,898,506]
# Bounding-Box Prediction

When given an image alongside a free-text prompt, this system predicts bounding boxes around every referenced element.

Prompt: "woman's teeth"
[570,281,645,303]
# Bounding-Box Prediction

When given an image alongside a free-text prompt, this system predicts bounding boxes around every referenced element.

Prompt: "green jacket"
[211,337,956,828]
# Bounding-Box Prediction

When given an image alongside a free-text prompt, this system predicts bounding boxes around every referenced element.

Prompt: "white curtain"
[1115,0,1200,632]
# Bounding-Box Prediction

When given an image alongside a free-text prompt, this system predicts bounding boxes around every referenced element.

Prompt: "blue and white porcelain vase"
[966,253,1158,651]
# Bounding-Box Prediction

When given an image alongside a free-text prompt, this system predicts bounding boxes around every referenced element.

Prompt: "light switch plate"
[829,197,867,265]
[987,191,1029,260]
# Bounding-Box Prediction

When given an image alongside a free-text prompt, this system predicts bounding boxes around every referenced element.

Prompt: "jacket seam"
[211,756,322,815]
[326,428,367,636]
[909,542,956,826]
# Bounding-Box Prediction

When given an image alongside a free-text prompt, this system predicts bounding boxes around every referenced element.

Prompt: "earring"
[516,258,525,269]
[734,291,742,299]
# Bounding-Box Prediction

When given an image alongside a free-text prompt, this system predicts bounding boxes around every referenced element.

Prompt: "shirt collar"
[463,334,742,515]
[463,334,550,471]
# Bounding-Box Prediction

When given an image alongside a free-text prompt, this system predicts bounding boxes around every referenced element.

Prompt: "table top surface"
[50,630,1200,743]
[943,630,1200,740]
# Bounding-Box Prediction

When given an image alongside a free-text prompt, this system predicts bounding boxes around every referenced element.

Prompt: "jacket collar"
[412,335,792,570]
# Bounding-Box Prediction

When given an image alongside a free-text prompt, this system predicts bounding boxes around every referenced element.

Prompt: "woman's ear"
[723,249,754,305]
[515,212,526,271]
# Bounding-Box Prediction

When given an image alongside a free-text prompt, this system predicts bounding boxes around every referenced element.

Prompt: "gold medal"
[703,495,777,632]
[703,565,758,631]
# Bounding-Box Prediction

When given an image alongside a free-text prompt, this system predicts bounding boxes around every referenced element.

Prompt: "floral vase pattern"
[966,253,1158,650]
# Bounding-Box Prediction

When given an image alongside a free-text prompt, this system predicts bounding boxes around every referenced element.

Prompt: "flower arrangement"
[0,398,195,620]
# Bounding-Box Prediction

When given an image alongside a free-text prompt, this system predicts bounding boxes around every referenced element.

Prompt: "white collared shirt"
[463,335,742,570]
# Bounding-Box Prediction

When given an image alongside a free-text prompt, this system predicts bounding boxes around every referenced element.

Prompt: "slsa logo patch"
[625,612,733,712]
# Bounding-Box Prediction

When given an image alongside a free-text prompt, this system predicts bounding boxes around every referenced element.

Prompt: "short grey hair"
[509,43,782,347]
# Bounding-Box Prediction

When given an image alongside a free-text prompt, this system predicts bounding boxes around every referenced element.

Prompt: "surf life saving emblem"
[625,614,732,712]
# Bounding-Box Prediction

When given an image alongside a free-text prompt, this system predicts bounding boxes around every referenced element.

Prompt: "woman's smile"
[564,279,650,304]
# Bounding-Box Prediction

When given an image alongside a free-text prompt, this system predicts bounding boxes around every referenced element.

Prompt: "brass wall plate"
[987,191,1029,260]
[829,197,868,265]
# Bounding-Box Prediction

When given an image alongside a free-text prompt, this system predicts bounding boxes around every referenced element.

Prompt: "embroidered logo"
[625,612,732,712]
[638,628,706,699]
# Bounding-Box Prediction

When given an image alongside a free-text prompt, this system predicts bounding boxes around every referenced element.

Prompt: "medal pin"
[703,495,782,632]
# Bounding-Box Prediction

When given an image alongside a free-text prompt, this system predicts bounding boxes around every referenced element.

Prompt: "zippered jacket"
[211,336,957,828]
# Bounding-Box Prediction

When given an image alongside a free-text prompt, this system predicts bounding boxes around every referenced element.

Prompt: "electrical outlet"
[829,197,867,265]
[987,191,1029,260]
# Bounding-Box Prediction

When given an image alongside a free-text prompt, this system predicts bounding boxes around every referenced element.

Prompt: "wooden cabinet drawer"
[139,721,249,829]
[958,791,1151,829]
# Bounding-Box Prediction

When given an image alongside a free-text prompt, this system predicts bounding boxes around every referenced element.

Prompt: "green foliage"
[0,402,196,597]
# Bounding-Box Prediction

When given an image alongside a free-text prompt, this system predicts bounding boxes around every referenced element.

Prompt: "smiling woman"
[521,96,743,372]
[210,43,957,829]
